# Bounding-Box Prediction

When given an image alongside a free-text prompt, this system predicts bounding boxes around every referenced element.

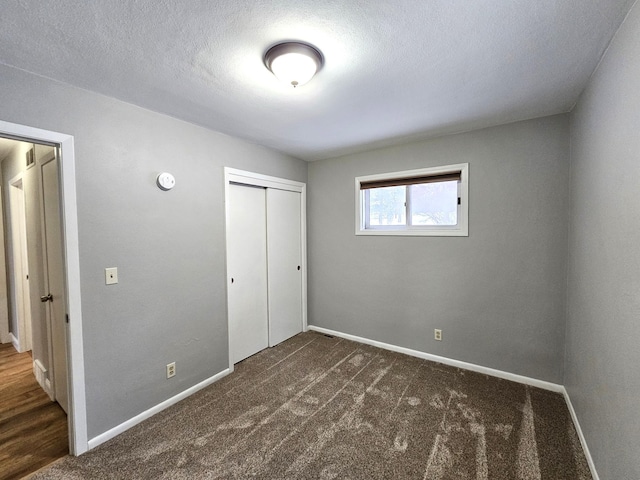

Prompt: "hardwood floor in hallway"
[0,343,68,480]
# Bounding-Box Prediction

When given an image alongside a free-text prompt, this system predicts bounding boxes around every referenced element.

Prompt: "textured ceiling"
[0,0,635,161]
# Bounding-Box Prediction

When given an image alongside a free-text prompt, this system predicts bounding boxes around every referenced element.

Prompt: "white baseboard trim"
[33,359,54,401]
[308,325,564,393]
[562,388,600,480]
[88,368,231,450]
[10,332,20,352]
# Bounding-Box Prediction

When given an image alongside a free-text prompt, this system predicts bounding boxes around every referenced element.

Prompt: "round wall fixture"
[156,172,176,191]
[264,42,323,88]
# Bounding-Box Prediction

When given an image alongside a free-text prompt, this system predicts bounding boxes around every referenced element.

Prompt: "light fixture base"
[264,42,323,87]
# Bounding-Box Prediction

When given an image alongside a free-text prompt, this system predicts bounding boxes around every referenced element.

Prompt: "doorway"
[224,168,307,369]
[0,119,86,458]
[0,138,69,476]
[1,141,67,405]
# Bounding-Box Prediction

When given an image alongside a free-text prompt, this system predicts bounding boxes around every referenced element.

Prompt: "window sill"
[356,227,468,237]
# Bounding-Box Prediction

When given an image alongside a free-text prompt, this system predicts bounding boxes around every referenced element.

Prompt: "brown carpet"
[29,332,591,479]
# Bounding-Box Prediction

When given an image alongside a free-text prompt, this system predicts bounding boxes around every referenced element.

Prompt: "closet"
[225,169,306,365]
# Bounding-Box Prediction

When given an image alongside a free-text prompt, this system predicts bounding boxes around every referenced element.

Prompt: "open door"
[39,150,68,413]
[8,173,33,353]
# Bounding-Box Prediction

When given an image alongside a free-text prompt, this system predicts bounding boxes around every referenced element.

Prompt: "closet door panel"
[267,188,303,346]
[227,184,269,364]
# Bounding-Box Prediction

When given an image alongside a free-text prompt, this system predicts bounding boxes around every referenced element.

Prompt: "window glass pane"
[368,186,406,226]
[410,181,458,225]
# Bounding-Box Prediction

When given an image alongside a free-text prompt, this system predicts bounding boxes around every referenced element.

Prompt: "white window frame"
[355,163,469,237]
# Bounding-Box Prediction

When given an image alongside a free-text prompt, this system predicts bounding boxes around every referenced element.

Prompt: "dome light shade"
[264,42,323,88]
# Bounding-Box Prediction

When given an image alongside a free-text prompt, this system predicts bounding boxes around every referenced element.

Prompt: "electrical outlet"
[434,329,442,341]
[166,362,176,378]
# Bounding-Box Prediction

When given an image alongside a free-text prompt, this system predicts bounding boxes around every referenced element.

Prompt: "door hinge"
[66,314,69,324]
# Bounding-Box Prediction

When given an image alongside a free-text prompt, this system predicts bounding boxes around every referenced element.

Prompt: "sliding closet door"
[267,188,303,346]
[227,184,269,364]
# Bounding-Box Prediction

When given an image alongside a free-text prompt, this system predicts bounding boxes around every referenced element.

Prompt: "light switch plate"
[105,267,118,285]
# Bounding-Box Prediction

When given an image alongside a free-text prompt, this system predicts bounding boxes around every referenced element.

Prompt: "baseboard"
[562,388,600,480]
[308,325,564,393]
[33,359,54,401]
[10,332,20,352]
[87,368,231,450]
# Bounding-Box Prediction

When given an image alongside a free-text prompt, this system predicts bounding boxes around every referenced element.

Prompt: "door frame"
[8,173,33,352]
[223,167,307,372]
[0,120,87,455]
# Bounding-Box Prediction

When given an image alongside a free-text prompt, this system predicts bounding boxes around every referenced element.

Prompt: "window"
[356,163,469,236]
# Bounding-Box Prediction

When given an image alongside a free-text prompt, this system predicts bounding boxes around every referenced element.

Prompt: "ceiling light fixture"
[264,42,323,88]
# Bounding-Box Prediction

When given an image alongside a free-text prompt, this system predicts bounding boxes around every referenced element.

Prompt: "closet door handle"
[40,294,53,302]
[231,278,235,284]
[297,266,301,271]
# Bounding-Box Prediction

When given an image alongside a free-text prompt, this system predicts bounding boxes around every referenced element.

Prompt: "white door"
[9,175,32,353]
[267,188,303,346]
[40,153,68,413]
[227,184,269,364]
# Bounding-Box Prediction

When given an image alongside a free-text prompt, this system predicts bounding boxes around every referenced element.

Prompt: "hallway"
[0,343,67,480]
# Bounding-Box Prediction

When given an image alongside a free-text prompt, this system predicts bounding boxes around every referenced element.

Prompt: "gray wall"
[0,63,306,439]
[566,1,640,478]
[308,115,569,383]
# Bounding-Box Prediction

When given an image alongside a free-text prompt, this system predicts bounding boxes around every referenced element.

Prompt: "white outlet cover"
[156,172,176,191]
[105,267,118,285]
